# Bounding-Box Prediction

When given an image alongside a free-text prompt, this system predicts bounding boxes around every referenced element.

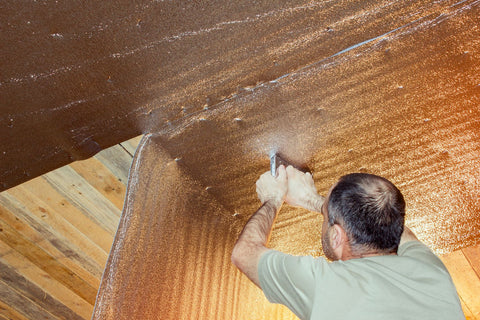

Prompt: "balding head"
[327,173,405,254]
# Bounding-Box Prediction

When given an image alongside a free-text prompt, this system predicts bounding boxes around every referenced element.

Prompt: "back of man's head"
[327,173,405,254]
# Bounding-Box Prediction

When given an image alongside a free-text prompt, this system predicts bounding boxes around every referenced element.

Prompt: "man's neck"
[341,247,397,261]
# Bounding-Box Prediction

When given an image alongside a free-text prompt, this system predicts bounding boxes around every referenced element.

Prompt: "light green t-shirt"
[258,241,465,320]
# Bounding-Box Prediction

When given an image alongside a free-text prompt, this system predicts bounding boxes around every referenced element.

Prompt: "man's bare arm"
[231,199,282,287]
[231,166,287,288]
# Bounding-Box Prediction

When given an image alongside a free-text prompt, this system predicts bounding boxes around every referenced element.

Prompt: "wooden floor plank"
[94,145,134,185]
[0,259,84,320]
[0,217,98,305]
[69,159,127,211]
[0,241,93,319]
[119,135,143,156]
[0,299,30,320]
[43,166,121,234]
[0,202,47,246]
[441,250,480,319]
[463,244,480,279]
[19,177,115,253]
[0,279,59,320]
[0,198,101,289]
[5,187,107,271]
[460,297,477,320]
[0,137,140,320]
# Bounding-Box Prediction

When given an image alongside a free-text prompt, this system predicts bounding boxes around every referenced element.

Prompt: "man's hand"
[256,165,288,205]
[285,166,324,212]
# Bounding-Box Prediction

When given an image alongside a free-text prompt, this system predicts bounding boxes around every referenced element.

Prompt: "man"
[231,165,465,319]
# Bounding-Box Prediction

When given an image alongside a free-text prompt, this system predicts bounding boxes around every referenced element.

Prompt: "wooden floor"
[441,246,480,319]
[0,136,141,320]
[0,135,478,319]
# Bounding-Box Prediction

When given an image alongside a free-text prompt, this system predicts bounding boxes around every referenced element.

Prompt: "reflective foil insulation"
[1,0,478,319]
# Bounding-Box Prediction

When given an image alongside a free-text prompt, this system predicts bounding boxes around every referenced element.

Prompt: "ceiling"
[2,0,479,249]
[146,0,480,253]
[2,0,478,192]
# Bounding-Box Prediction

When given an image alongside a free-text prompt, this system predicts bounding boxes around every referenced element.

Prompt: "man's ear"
[330,224,347,249]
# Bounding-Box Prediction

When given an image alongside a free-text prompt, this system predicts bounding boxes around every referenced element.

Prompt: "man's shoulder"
[259,249,328,271]
[398,239,430,254]
[258,250,328,320]
[258,250,330,289]
[397,240,448,270]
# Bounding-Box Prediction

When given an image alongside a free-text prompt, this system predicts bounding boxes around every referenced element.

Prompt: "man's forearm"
[302,194,325,213]
[231,199,282,287]
[237,199,281,246]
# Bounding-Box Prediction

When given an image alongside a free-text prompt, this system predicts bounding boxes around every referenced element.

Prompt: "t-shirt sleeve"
[398,240,448,271]
[258,250,319,320]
